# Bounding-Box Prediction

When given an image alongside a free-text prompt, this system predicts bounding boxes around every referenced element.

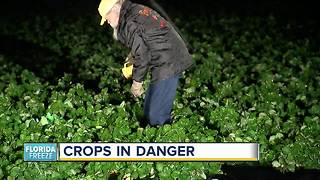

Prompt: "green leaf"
[272,161,281,168]
[40,116,49,126]
[0,168,3,179]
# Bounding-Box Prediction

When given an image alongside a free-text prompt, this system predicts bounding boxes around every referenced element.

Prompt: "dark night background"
[0,0,319,179]
[1,0,319,54]
[1,0,319,79]
[1,0,319,19]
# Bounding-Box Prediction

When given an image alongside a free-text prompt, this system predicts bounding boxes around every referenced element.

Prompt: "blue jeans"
[144,75,180,126]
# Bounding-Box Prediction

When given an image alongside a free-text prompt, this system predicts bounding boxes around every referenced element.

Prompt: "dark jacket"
[116,0,193,83]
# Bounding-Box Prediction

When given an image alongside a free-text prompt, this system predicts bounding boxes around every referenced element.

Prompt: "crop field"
[0,3,319,179]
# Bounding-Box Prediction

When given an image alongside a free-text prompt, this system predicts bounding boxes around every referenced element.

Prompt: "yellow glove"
[122,62,133,79]
[122,54,134,79]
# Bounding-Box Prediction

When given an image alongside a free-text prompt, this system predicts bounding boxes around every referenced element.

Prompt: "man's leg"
[144,75,180,126]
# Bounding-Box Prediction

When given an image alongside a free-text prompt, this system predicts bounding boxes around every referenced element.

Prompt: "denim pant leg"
[144,75,180,126]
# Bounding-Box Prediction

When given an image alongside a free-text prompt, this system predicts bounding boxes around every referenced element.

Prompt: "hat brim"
[100,18,106,26]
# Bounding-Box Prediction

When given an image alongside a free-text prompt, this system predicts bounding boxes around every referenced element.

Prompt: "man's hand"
[122,53,134,79]
[131,80,144,97]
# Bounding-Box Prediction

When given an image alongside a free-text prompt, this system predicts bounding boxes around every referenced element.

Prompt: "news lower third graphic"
[24,143,259,162]
[24,143,57,161]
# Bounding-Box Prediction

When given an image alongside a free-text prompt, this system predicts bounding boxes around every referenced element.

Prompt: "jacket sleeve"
[130,25,151,83]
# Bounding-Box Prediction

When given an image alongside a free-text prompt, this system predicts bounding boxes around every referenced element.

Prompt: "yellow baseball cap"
[98,0,119,25]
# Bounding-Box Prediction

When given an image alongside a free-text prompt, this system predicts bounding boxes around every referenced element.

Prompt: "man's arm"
[130,27,151,82]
